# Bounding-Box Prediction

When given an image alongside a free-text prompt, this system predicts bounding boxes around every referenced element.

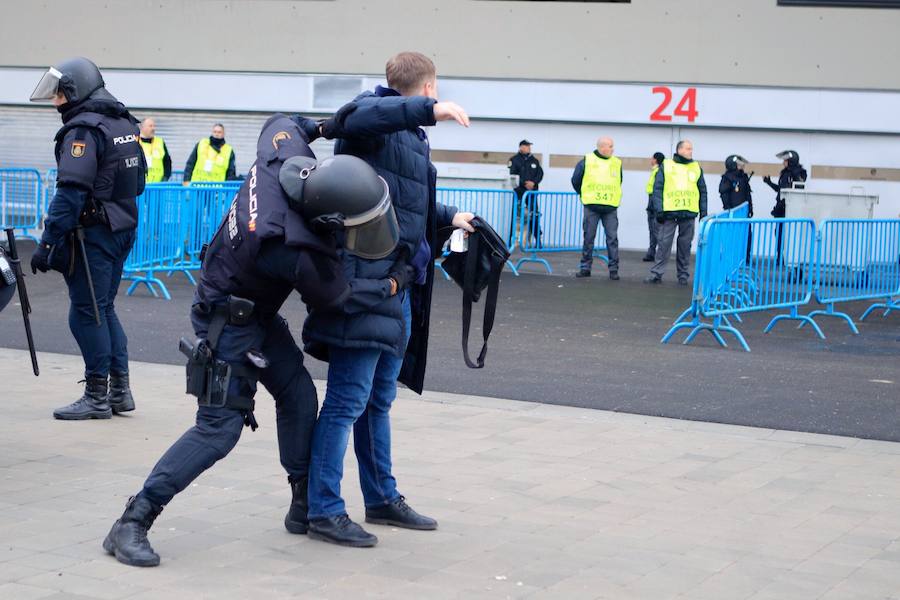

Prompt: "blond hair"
[385,52,436,95]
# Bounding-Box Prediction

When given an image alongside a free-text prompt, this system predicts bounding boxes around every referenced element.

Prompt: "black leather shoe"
[609,271,620,281]
[103,495,163,567]
[365,496,437,531]
[308,514,377,548]
[284,477,308,534]
[641,255,655,262]
[643,275,662,285]
[574,270,591,278]
[53,377,111,420]
[108,372,135,414]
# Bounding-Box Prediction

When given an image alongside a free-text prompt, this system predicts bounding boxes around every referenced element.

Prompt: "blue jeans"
[139,312,318,507]
[308,293,412,520]
[63,225,135,378]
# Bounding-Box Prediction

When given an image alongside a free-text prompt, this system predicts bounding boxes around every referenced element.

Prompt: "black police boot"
[107,371,135,414]
[103,495,163,567]
[575,270,591,278]
[284,477,308,534]
[53,376,111,420]
[365,496,438,531]
[308,514,378,548]
[609,271,620,281]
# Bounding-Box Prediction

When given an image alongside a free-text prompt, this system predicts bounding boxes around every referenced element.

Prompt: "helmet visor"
[30,67,63,102]
[343,179,400,259]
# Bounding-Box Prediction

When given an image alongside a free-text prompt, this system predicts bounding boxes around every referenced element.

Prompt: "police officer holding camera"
[28,57,145,421]
[102,113,399,568]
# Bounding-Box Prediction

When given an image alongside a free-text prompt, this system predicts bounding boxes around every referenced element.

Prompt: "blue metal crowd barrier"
[0,168,43,242]
[516,191,607,274]
[435,187,519,279]
[662,217,818,352]
[809,219,900,331]
[44,168,58,218]
[123,182,241,299]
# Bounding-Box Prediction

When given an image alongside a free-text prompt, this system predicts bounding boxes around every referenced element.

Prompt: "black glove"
[291,115,321,142]
[387,256,413,295]
[763,175,772,185]
[656,214,666,225]
[30,242,52,274]
[319,102,358,139]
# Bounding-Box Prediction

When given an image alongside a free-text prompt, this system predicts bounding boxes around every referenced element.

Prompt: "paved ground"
[1,244,898,440]
[3,348,900,600]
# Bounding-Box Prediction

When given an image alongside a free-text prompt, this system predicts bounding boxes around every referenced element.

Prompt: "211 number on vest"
[650,87,698,123]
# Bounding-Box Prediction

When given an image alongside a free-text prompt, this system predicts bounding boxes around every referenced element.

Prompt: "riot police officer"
[29,57,145,420]
[719,154,754,213]
[102,113,399,567]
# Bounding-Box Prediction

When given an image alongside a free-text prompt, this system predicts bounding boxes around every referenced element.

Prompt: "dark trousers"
[579,206,618,272]
[646,210,660,258]
[63,225,135,378]
[651,218,695,280]
[139,312,318,507]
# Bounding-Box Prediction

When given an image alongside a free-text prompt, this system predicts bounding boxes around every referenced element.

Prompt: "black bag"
[440,216,510,368]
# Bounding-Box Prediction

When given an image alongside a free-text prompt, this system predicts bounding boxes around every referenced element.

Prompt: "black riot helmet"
[776,150,800,166]
[279,155,399,259]
[725,155,749,171]
[30,57,105,104]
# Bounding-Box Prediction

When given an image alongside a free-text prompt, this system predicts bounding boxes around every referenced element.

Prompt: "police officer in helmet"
[102,113,399,567]
[29,57,145,420]
[719,154,753,214]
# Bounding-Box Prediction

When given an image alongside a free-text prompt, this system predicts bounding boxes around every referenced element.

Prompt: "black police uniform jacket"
[508,152,544,193]
[765,163,807,218]
[719,168,753,213]
[45,89,145,245]
[197,114,349,317]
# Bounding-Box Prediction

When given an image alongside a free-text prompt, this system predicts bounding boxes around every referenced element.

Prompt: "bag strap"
[460,232,504,369]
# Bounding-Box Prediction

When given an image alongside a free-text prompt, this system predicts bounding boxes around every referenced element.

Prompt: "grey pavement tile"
[0,584,59,600]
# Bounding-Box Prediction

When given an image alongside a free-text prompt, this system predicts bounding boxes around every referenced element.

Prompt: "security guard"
[571,136,622,280]
[138,118,172,183]
[183,123,236,183]
[29,57,145,420]
[102,114,399,568]
[507,140,543,244]
[645,139,708,285]
[643,152,666,262]
[719,154,753,213]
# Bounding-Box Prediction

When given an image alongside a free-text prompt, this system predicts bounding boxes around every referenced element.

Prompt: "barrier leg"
[504,261,520,276]
[661,315,701,344]
[672,305,694,325]
[681,317,750,352]
[514,252,552,274]
[803,304,859,335]
[592,250,610,265]
[435,259,450,281]
[764,306,826,339]
[124,272,172,300]
[860,297,899,321]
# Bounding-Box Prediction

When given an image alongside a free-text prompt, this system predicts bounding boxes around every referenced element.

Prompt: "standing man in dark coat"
[28,57,145,420]
[719,154,753,213]
[302,51,475,548]
[508,140,544,243]
[764,150,807,262]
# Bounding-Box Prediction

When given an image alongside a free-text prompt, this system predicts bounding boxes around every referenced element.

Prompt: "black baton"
[4,228,39,376]
[75,226,101,327]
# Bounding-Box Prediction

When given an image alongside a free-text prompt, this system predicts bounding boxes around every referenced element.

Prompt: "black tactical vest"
[55,112,145,231]
[197,114,334,314]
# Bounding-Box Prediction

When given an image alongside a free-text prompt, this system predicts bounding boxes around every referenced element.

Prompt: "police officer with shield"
[102,113,399,567]
[29,58,145,420]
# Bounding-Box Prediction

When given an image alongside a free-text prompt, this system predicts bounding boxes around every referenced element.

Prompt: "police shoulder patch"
[272,131,291,149]
[71,141,86,158]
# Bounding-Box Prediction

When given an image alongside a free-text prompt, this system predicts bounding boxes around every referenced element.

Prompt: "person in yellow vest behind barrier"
[183,123,236,184]
[571,136,622,280]
[138,118,172,183]
[642,151,666,262]
[645,140,708,286]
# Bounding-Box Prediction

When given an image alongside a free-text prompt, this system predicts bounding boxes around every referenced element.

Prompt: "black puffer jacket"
[765,162,807,217]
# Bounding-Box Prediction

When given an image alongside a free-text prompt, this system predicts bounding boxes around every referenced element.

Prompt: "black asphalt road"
[2,243,898,440]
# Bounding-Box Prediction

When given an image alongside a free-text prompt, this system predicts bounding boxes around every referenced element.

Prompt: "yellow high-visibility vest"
[191,138,232,182]
[139,136,166,183]
[580,153,623,208]
[646,165,659,195]
[662,159,702,213]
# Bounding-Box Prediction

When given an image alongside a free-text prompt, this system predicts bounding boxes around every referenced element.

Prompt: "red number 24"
[650,87,698,123]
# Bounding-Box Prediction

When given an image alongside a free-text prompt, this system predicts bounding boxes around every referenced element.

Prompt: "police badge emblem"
[71,141,86,158]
